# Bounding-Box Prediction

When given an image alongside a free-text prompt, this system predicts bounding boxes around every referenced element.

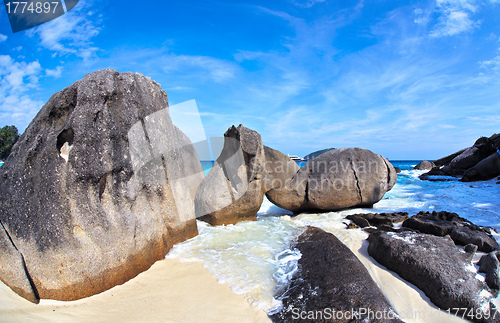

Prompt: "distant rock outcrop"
[414,160,434,170]
[270,227,403,323]
[368,231,499,323]
[195,125,298,225]
[0,69,204,302]
[266,148,397,213]
[422,134,500,182]
[303,148,335,161]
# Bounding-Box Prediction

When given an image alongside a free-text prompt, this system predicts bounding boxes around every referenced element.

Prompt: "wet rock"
[478,252,500,291]
[0,69,203,302]
[403,211,499,252]
[368,231,499,323]
[346,212,408,228]
[266,148,397,213]
[414,160,435,170]
[394,167,401,173]
[270,227,403,323]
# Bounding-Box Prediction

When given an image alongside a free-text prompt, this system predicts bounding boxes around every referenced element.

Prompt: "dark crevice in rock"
[0,220,40,301]
[98,173,107,200]
[139,118,155,159]
[304,179,309,203]
[56,128,74,152]
[351,159,363,204]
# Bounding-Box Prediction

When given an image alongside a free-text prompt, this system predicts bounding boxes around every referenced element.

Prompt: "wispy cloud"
[291,0,326,8]
[430,0,479,37]
[0,34,7,42]
[45,66,63,78]
[27,0,101,59]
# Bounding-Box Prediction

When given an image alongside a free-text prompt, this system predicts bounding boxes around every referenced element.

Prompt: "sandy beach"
[0,257,270,323]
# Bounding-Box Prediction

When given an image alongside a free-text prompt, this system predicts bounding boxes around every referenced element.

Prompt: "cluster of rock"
[194,125,299,225]
[0,69,398,303]
[195,129,397,224]
[0,70,204,303]
[418,134,500,182]
[343,210,500,321]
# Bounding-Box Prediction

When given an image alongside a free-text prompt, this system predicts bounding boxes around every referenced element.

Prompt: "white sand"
[0,258,270,323]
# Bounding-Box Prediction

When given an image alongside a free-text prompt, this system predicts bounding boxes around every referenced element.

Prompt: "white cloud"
[27,0,100,59]
[46,66,63,78]
[430,0,479,37]
[160,54,237,83]
[0,34,7,42]
[0,55,44,127]
[292,0,326,8]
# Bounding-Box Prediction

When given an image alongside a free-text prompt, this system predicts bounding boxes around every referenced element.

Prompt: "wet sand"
[0,258,270,323]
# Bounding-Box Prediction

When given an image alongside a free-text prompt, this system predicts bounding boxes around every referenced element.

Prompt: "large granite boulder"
[368,231,499,323]
[266,148,397,213]
[0,69,204,302]
[270,227,403,323]
[195,125,298,225]
[403,211,499,252]
[414,160,435,170]
[462,152,500,182]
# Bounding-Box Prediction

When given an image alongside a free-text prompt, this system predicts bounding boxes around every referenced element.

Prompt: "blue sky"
[1,0,500,160]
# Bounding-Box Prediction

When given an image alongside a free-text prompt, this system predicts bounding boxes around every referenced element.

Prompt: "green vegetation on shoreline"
[0,125,19,161]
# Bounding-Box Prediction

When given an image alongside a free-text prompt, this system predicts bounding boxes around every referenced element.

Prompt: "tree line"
[0,125,19,161]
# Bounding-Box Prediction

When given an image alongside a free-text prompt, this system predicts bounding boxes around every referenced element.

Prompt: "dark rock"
[394,167,401,173]
[403,211,499,252]
[462,152,500,182]
[478,252,500,291]
[433,148,467,167]
[414,160,435,170]
[270,227,403,323]
[346,212,408,228]
[451,226,500,253]
[428,137,497,180]
[402,211,459,236]
[195,125,298,225]
[0,69,203,302]
[368,231,499,322]
[266,148,397,213]
[440,139,496,176]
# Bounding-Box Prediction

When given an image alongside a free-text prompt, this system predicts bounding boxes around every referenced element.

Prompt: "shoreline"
[0,257,270,323]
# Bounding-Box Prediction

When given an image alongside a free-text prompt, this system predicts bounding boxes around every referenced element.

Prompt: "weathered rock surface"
[478,252,500,291]
[403,211,499,252]
[414,160,435,170]
[0,69,204,302]
[270,227,403,323]
[262,145,300,192]
[368,231,499,323]
[462,152,500,182]
[422,134,499,181]
[195,125,298,225]
[266,148,397,213]
[346,212,408,228]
